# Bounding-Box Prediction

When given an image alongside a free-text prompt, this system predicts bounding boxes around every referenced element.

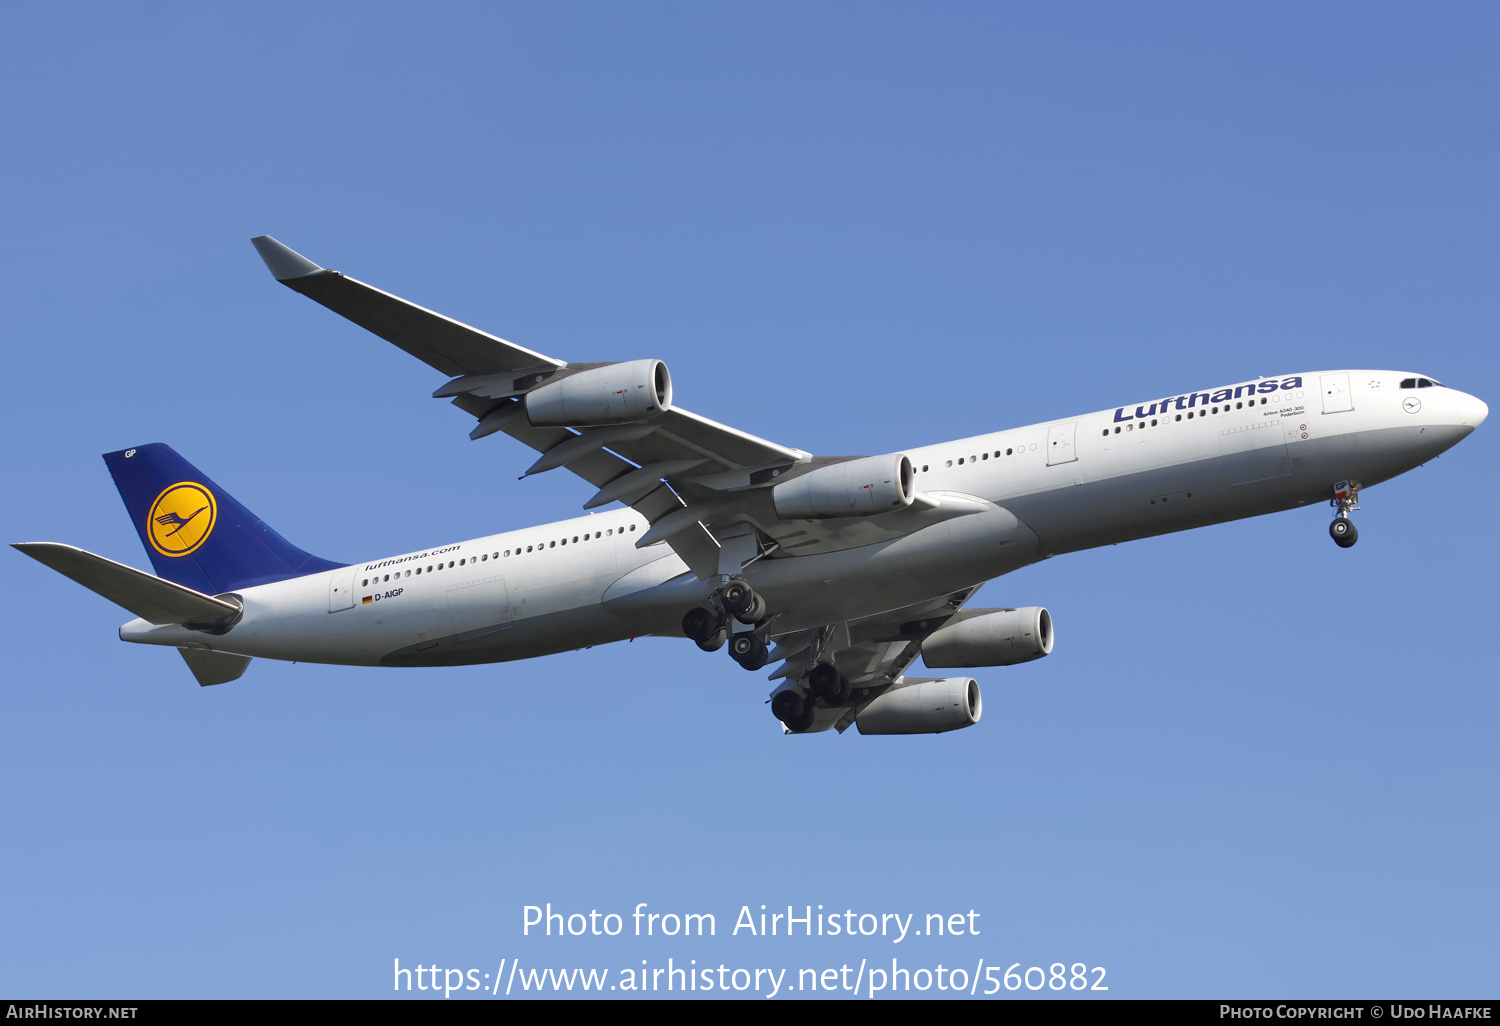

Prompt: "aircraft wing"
[252,237,864,579]
[250,236,566,379]
[766,586,980,733]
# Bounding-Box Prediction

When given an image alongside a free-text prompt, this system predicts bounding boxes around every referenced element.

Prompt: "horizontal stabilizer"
[12,542,241,626]
[178,648,251,687]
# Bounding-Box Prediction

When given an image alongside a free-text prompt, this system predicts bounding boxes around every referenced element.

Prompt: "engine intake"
[921,607,1053,668]
[525,360,672,427]
[772,454,914,519]
[855,677,981,735]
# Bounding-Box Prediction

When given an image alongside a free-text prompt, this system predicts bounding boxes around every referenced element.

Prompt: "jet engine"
[855,677,981,735]
[920,607,1053,667]
[525,359,673,426]
[772,453,914,519]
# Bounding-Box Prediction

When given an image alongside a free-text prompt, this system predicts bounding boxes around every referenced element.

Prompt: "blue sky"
[1,2,1496,999]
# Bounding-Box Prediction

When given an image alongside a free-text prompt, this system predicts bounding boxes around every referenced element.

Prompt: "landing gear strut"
[1329,479,1360,549]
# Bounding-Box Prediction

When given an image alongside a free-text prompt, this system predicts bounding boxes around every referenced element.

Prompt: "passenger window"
[629,524,635,532]
[1151,419,1158,426]
[1175,414,1182,421]
[1400,378,1416,388]
[361,579,368,587]
[982,452,989,459]
[1006,448,1013,455]
[922,465,929,472]
[526,546,533,553]
[481,554,487,561]
[549,541,555,548]
[1102,429,1109,437]
[573,536,578,543]
[946,460,953,467]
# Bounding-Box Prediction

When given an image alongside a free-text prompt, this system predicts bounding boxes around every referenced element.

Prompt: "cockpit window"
[1400,378,1417,389]
[1417,377,1438,388]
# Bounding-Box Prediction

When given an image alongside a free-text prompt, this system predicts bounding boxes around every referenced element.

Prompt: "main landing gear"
[771,664,851,733]
[1329,479,1360,549]
[681,577,769,669]
[771,689,815,733]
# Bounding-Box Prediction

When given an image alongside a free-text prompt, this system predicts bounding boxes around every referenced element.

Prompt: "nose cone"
[1455,391,1488,429]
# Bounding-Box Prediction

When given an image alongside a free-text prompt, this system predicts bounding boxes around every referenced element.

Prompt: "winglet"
[251,236,324,280]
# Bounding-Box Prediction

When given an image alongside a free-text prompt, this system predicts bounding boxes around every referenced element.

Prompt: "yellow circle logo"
[147,482,217,557]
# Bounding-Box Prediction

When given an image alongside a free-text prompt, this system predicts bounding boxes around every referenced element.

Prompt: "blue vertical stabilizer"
[103,444,344,594]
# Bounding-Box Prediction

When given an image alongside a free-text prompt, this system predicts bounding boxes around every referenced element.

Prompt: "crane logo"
[146,482,217,557]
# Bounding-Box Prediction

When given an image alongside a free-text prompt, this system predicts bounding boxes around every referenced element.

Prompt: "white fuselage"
[120,370,1486,669]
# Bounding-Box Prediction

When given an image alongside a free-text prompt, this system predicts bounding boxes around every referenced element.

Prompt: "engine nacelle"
[855,677,981,735]
[921,607,1053,668]
[772,453,914,519]
[525,359,672,427]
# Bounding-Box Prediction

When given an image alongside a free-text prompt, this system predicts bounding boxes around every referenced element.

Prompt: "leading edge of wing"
[250,236,565,379]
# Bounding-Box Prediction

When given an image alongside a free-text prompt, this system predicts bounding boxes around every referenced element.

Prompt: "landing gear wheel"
[695,626,728,652]
[681,606,719,642]
[771,690,807,730]
[729,633,768,670]
[807,663,845,701]
[1330,518,1358,548]
[734,593,767,625]
[721,579,757,619]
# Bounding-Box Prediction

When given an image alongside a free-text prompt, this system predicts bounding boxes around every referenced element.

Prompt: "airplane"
[13,237,1489,736]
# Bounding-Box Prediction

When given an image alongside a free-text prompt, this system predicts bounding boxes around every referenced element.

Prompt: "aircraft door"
[328,569,355,612]
[1046,422,1078,466]
[1320,373,1354,414]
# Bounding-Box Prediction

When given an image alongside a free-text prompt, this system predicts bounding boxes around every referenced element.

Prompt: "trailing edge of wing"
[13,542,241,626]
[249,235,565,379]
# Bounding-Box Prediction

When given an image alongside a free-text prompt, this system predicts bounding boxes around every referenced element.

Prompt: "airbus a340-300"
[15,238,1488,735]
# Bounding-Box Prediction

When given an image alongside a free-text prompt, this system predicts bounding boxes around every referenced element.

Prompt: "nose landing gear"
[1329,479,1360,548]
